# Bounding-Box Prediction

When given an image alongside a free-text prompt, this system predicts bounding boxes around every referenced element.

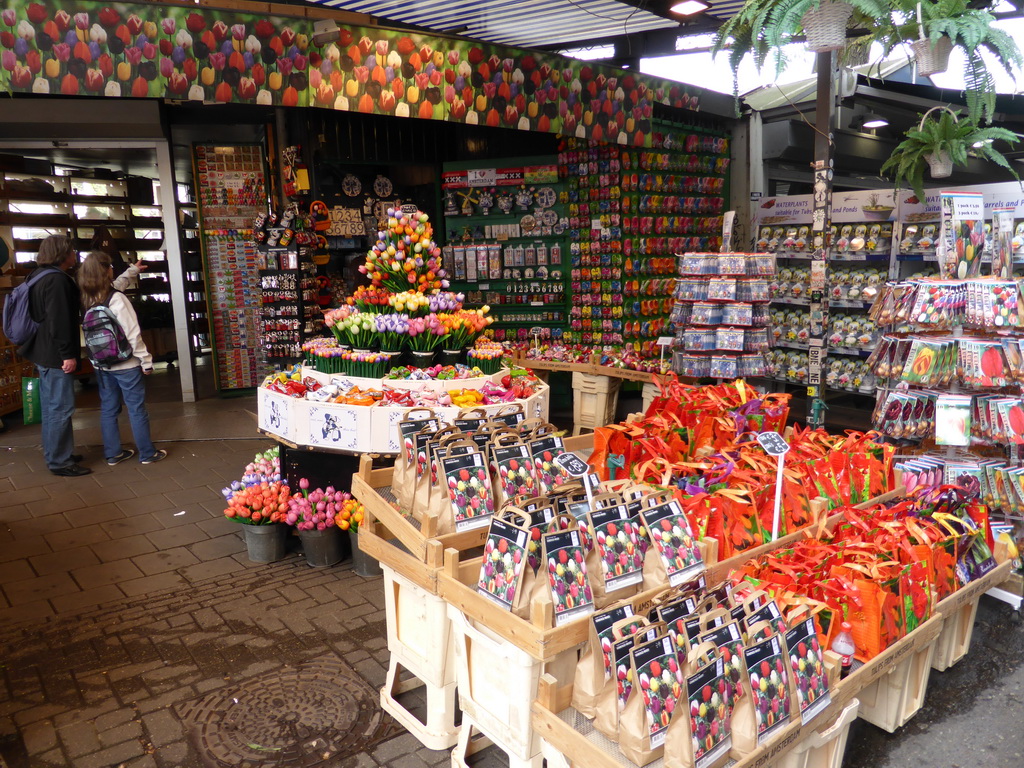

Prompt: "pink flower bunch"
[285,478,353,531]
[407,313,446,351]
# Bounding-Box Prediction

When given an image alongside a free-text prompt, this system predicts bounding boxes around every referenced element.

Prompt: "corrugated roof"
[312,0,681,47]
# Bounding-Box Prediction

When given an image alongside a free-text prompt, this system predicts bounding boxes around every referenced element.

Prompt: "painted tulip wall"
[0,1,699,146]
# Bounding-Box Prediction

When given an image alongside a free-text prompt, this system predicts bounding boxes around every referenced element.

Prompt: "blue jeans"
[96,366,156,462]
[37,365,76,470]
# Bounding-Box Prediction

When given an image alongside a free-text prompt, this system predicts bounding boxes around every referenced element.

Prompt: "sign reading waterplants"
[0,0,700,146]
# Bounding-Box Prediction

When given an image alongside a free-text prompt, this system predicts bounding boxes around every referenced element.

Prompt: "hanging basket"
[926,151,953,179]
[801,0,854,53]
[911,36,953,77]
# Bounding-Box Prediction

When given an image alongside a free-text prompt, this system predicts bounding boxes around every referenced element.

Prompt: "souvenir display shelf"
[193,143,269,392]
[442,158,569,342]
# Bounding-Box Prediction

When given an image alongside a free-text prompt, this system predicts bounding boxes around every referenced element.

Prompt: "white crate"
[778,699,859,768]
[571,373,621,435]
[380,564,460,750]
[447,605,577,761]
[451,713,544,768]
[857,640,937,732]
[447,605,543,760]
[383,565,455,688]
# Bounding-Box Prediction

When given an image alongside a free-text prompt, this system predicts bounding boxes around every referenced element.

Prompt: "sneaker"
[51,464,92,477]
[141,449,168,465]
[106,449,136,466]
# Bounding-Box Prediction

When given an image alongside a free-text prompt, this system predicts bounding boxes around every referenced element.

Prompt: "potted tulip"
[286,479,353,567]
[336,499,381,577]
[880,107,1019,201]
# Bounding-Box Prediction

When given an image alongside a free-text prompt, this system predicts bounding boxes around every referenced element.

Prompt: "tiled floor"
[0,366,453,768]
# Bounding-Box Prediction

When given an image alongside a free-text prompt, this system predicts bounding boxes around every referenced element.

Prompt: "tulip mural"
[0,1,700,145]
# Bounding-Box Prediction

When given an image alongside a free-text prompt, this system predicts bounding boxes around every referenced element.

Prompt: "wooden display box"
[931,559,1011,671]
[531,615,943,768]
[352,433,596,570]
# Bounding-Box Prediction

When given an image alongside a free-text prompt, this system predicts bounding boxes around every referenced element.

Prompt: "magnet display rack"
[441,157,569,342]
[256,226,320,367]
[192,144,269,393]
[560,119,731,358]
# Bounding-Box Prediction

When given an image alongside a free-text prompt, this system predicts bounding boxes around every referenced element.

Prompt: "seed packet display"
[935,394,972,446]
[529,435,572,493]
[594,624,660,738]
[785,617,830,725]
[573,605,636,718]
[641,499,705,587]
[590,505,645,597]
[491,440,535,505]
[544,529,595,626]
[491,404,526,429]
[659,598,701,656]
[735,634,792,751]
[523,505,558,572]
[744,600,788,641]
[685,656,734,768]
[476,517,529,610]
[619,634,685,763]
[439,449,494,532]
[394,413,440,509]
[698,621,745,703]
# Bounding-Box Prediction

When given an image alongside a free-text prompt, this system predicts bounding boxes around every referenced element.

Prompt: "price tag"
[656,336,674,347]
[554,452,590,477]
[757,432,789,542]
[756,432,790,456]
[400,203,419,214]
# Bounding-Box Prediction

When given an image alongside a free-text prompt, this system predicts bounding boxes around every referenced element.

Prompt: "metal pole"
[807,51,836,429]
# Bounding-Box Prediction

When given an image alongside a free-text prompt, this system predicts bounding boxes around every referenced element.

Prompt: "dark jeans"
[37,365,76,470]
[97,366,156,462]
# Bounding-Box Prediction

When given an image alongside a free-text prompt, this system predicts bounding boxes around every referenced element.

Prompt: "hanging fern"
[881,108,1020,201]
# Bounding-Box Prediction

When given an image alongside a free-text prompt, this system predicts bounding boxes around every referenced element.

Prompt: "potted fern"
[880,106,1019,201]
[713,0,894,98]
[885,0,1022,122]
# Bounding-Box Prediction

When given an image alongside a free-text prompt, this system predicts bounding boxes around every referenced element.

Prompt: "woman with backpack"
[77,251,167,466]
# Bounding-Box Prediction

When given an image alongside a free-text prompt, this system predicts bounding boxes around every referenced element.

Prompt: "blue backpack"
[2,268,48,346]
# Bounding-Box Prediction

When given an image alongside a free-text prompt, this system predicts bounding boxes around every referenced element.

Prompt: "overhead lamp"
[860,113,889,129]
[670,0,711,16]
[311,20,341,47]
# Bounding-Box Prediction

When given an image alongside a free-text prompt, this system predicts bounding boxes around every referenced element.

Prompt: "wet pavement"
[1,366,1022,767]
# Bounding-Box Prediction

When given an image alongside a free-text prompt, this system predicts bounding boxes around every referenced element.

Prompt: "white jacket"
[103,290,153,373]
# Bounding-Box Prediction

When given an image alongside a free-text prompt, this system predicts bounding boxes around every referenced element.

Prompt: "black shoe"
[51,464,92,477]
[141,449,167,465]
[70,453,83,463]
[106,449,136,466]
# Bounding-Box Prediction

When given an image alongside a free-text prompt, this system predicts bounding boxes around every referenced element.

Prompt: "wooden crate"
[452,714,544,768]
[931,559,1011,671]
[531,615,942,768]
[777,699,859,768]
[855,615,944,733]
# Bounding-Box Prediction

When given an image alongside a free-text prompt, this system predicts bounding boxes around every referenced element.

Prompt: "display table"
[257,367,550,454]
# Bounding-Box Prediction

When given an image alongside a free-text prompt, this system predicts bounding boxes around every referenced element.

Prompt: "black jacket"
[18,265,81,369]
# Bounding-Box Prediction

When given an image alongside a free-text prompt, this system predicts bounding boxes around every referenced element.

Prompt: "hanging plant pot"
[926,151,953,179]
[912,36,954,77]
[801,0,854,53]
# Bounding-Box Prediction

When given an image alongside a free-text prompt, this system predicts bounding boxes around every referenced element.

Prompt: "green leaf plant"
[880,106,1020,201]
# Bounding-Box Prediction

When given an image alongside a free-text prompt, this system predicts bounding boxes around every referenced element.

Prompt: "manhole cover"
[175,655,396,767]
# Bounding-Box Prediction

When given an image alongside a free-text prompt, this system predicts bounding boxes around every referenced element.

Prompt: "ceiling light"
[670,0,711,16]
[860,113,888,129]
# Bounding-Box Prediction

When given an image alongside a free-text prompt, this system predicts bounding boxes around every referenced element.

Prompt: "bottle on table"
[831,621,856,680]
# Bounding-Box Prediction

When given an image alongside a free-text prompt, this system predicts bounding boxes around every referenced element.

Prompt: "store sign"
[442,165,559,189]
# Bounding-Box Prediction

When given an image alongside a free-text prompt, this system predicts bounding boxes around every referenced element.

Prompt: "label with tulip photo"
[476,517,528,610]
[640,500,705,587]
[632,634,684,748]
[441,452,494,532]
[743,634,792,745]
[591,505,644,593]
[544,529,594,626]
[785,617,830,725]
[592,605,635,681]
[686,657,733,768]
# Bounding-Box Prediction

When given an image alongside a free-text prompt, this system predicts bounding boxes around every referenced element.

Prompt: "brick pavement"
[0,373,464,768]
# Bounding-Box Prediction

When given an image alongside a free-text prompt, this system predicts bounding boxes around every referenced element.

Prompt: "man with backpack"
[12,235,90,476]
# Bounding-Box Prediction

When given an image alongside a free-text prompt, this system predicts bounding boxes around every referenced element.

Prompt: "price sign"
[756,432,790,456]
[400,203,419,214]
[554,452,591,477]
[757,432,789,542]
